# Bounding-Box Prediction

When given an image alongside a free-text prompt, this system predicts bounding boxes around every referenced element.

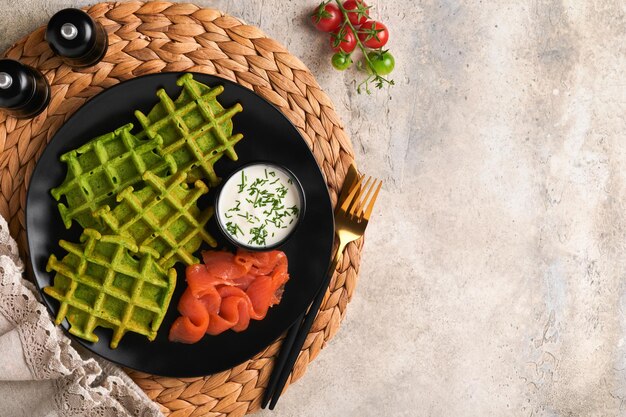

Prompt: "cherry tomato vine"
[311,0,395,94]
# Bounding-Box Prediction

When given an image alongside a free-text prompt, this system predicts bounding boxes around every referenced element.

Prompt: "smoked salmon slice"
[169,248,290,343]
[185,264,232,297]
[169,290,209,343]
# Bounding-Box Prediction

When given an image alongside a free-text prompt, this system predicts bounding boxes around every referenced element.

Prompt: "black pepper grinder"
[45,8,108,68]
[0,59,50,119]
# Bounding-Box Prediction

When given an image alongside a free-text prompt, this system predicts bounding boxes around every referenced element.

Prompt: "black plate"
[26,72,334,377]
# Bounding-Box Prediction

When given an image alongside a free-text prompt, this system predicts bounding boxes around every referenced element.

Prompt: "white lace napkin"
[0,215,164,417]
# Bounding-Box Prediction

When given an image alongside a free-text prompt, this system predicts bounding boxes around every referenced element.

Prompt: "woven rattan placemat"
[0,2,363,416]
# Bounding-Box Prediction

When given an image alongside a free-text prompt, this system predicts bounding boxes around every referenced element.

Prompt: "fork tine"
[350,176,372,216]
[362,179,382,221]
[354,177,376,217]
[348,176,371,216]
[340,174,364,213]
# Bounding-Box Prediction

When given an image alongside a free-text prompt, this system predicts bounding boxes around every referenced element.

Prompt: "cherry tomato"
[358,21,389,49]
[311,2,342,32]
[367,51,394,75]
[331,53,353,70]
[343,0,370,26]
[330,28,357,53]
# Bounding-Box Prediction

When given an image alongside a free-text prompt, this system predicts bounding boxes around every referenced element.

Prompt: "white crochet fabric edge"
[0,216,163,417]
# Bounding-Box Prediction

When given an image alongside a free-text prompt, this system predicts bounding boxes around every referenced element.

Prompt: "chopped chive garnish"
[237,170,247,193]
[226,222,243,237]
[249,224,268,246]
[223,167,301,246]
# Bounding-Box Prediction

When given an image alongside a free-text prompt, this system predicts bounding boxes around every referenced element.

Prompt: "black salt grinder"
[0,59,50,119]
[46,8,108,67]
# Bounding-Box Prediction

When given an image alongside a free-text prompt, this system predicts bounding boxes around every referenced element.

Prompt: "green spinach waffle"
[45,229,177,349]
[51,123,177,229]
[95,171,217,269]
[45,73,245,348]
[135,73,244,186]
[51,74,243,230]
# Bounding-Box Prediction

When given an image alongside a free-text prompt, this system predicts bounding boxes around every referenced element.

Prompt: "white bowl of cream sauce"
[215,162,305,250]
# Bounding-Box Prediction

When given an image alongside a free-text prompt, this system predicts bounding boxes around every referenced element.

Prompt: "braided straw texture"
[0,2,363,416]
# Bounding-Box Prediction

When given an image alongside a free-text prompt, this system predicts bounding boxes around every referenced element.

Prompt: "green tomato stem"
[334,1,377,71]
[333,0,394,93]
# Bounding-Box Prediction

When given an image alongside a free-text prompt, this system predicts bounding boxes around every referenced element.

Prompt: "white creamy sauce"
[217,164,301,248]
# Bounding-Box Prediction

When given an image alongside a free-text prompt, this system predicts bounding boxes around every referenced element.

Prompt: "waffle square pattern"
[135,73,243,187]
[52,74,243,230]
[45,229,177,349]
[95,171,217,269]
[51,123,177,229]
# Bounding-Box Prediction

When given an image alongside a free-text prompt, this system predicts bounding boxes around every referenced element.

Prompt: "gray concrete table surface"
[2,1,626,416]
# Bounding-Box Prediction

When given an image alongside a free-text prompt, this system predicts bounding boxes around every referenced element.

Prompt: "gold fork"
[263,164,382,409]
[333,169,383,266]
